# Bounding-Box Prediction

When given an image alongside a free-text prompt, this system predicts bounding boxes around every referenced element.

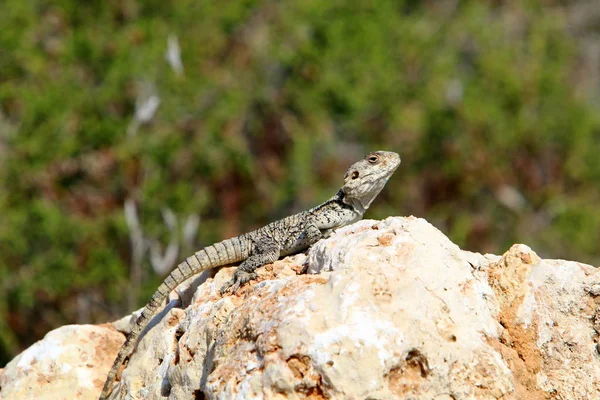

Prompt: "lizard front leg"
[305,223,324,244]
[220,237,280,294]
[311,224,337,240]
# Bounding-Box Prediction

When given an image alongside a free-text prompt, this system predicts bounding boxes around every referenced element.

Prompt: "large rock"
[0,324,124,399]
[1,216,599,399]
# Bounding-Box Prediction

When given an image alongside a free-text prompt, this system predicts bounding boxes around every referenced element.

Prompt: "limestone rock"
[1,216,600,400]
[0,324,124,399]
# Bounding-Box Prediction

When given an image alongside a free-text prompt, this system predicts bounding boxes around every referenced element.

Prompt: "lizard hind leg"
[220,238,280,295]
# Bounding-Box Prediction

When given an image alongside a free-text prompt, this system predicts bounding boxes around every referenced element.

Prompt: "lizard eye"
[367,155,379,163]
[351,171,359,179]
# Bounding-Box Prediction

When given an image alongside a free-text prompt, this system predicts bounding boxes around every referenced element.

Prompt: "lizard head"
[341,151,401,214]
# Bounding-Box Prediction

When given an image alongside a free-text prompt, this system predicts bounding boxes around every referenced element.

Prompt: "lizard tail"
[99,237,250,400]
[99,261,197,400]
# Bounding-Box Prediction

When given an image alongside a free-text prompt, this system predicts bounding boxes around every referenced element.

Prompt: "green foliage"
[1,0,600,365]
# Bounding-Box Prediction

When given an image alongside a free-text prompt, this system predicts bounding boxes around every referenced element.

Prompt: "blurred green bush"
[1,0,599,364]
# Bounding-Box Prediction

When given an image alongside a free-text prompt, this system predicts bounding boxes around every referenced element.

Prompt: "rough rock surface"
[1,216,600,400]
[0,324,124,399]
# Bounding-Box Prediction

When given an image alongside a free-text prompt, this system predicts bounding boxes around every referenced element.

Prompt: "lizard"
[99,150,401,400]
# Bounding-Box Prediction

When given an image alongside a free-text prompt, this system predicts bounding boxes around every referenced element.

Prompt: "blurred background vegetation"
[2,0,600,365]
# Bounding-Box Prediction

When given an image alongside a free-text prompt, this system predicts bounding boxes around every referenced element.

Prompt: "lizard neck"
[336,189,367,217]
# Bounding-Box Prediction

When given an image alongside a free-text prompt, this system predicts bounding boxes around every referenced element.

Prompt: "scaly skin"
[99,150,400,399]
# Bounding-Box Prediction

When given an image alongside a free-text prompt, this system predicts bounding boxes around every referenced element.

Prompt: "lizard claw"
[219,271,257,295]
[219,280,235,295]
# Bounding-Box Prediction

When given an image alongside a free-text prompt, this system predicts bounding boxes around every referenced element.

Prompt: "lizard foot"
[219,271,257,295]
[321,229,336,239]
